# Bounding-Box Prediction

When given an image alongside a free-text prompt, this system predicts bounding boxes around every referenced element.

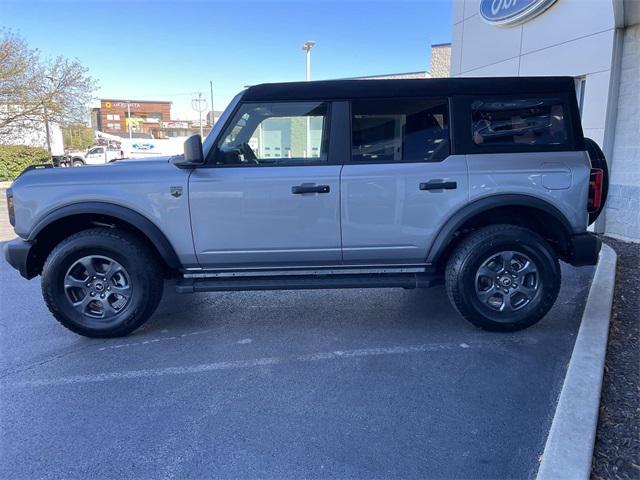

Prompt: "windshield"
[201,91,244,160]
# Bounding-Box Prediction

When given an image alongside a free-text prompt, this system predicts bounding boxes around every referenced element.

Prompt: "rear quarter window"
[471,97,568,148]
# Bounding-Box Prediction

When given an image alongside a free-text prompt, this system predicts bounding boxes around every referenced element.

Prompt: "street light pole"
[302,41,316,158]
[302,40,315,81]
[191,93,207,138]
[209,81,215,126]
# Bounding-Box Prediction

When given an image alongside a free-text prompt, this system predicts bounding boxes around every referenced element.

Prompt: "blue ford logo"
[132,143,155,151]
[480,0,557,27]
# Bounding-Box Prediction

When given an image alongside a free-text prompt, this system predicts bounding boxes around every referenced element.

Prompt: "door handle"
[419,181,457,191]
[292,184,330,194]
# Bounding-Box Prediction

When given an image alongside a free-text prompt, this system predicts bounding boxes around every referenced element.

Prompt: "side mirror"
[172,134,204,168]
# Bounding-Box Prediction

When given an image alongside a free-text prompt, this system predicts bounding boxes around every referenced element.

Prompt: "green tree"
[62,124,94,150]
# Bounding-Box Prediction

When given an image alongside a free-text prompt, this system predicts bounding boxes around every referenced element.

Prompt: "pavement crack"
[0,341,104,381]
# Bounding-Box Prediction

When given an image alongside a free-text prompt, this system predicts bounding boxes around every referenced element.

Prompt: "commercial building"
[429,43,452,78]
[353,44,452,81]
[0,106,64,156]
[450,0,639,241]
[92,100,223,139]
[96,99,171,138]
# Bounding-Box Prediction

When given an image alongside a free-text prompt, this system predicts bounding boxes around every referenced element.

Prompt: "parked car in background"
[4,77,608,338]
[57,146,122,167]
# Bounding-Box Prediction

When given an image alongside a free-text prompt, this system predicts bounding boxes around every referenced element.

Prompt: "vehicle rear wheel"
[445,225,561,332]
[72,159,84,167]
[41,228,164,337]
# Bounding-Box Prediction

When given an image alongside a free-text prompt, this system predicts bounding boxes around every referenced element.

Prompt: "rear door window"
[351,98,449,163]
[471,98,568,147]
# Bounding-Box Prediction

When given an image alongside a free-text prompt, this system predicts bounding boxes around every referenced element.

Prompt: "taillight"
[588,168,604,212]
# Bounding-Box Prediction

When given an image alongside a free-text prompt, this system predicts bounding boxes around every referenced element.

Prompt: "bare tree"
[0,32,42,134]
[0,31,97,152]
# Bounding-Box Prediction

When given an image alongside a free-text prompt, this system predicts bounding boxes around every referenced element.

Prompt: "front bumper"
[567,232,602,267]
[3,238,34,279]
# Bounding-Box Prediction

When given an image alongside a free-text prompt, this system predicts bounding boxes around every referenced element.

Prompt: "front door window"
[213,102,328,166]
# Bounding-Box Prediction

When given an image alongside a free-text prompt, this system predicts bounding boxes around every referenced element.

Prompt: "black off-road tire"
[41,228,164,338]
[445,224,561,332]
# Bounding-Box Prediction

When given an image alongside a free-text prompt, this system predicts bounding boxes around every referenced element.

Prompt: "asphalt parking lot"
[0,239,595,480]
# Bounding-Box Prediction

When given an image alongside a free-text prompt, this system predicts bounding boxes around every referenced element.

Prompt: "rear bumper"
[3,238,34,279]
[567,232,602,267]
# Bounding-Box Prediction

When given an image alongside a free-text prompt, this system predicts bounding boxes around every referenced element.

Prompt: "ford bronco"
[4,77,607,337]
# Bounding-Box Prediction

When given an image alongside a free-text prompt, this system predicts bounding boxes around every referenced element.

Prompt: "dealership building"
[451,0,639,241]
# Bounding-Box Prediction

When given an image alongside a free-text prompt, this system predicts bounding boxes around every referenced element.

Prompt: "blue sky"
[2,0,453,119]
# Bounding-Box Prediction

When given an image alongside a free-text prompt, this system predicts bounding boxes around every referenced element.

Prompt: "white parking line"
[6,337,534,389]
[97,329,217,351]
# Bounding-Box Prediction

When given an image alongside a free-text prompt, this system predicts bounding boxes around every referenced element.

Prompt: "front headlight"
[6,188,15,226]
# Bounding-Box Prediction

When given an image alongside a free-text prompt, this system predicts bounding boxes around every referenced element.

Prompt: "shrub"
[0,145,51,181]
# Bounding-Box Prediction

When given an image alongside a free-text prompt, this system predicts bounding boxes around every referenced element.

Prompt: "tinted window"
[215,102,328,166]
[351,98,449,163]
[471,98,568,147]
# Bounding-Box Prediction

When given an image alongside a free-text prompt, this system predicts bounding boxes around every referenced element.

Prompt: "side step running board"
[175,273,443,294]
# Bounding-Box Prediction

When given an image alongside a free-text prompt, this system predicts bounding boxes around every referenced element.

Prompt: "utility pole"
[209,81,215,127]
[191,92,207,138]
[127,102,132,139]
[302,40,316,81]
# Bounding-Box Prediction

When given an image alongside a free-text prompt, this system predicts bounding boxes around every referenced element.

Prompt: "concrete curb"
[537,243,617,480]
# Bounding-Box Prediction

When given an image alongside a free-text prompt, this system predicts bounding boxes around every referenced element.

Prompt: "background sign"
[480,0,557,27]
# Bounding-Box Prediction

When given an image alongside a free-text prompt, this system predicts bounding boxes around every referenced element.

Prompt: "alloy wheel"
[474,250,540,313]
[64,255,132,319]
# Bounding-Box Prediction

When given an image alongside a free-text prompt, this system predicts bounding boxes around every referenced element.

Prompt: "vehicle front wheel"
[41,228,164,337]
[445,225,561,332]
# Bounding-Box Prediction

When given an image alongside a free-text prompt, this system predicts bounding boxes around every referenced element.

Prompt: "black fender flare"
[425,194,574,264]
[29,202,181,269]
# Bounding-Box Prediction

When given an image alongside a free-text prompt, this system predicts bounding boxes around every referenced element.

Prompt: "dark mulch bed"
[591,237,640,480]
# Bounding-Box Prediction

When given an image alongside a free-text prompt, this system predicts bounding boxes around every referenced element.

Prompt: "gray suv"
[4,77,607,337]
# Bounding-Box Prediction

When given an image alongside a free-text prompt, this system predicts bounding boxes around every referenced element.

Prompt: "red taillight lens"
[588,168,604,212]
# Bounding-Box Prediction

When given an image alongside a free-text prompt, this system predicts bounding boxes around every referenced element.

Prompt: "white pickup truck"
[63,146,122,167]
[62,139,186,167]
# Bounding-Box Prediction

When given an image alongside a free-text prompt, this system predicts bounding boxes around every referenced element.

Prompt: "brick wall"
[605,24,640,241]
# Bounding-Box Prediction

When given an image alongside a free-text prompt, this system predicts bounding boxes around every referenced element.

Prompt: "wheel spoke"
[101,300,118,318]
[477,264,496,279]
[502,294,515,313]
[500,251,514,272]
[517,284,538,300]
[518,260,537,276]
[79,257,97,277]
[64,277,87,289]
[111,284,131,299]
[103,260,123,279]
[72,294,93,314]
[477,284,497,303]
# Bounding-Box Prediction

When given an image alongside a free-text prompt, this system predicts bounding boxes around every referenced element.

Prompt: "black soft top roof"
[243,76,576,102]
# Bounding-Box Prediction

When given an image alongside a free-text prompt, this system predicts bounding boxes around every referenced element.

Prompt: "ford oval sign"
[480,0,558,27]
